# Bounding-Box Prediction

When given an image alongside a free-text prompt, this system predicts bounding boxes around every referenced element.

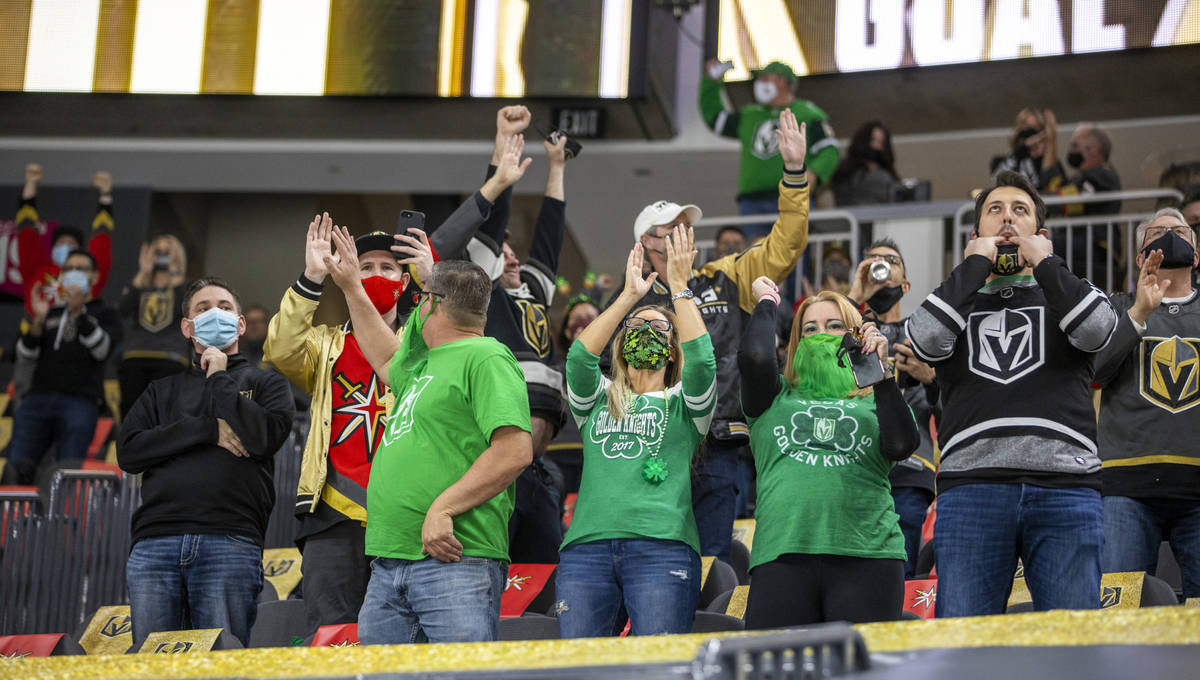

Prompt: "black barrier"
[691,624,870,680]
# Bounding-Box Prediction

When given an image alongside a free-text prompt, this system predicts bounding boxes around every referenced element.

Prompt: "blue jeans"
[357,556,506,644]
[7,391,98,484]
[692,439,740,563]
[557,538,700,637]
[737,197,780,240]
[1103,496,1200,598]
[891,487,933,578]
[934,483,1102,617]
[126,534,263,648]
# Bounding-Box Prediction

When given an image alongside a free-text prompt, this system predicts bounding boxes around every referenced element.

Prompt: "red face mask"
[362,275,405,315]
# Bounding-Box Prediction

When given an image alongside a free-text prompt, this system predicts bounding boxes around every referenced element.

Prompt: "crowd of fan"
[4,80,1200,648]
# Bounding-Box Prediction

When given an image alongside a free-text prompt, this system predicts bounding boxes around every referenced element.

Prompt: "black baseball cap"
[355,231,399,259]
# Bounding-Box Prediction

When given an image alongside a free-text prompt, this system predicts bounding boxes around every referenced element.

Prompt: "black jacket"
[118,353,295,546]
[17,299,120,403]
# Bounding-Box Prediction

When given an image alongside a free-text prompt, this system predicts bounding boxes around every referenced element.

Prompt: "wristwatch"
[671,288,695,302]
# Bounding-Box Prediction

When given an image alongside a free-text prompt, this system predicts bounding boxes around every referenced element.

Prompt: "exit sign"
[551,107,606,139]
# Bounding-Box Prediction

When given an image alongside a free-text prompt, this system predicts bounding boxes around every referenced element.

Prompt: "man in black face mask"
[1093,208,1200,598]
[848,239,938,578]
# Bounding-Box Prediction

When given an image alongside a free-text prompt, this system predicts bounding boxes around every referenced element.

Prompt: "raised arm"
[469,134,533,281]
[1095,255,1162,386]
[705,109,811,312]
[738,277,786,418]
[518,133,569,304]
[263,213,334,393]
[699,59,739,139]
[17,164,45,310]
[1019,235,1118,352]
[326,225,400,385]
[576,244,658,356]
[905,239,997,364]
[664,223,704,344]
[89,171,114,295]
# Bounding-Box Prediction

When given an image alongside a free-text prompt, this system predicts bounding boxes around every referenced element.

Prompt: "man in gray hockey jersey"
[1094,207,1200,598]
[906,171,1118,617]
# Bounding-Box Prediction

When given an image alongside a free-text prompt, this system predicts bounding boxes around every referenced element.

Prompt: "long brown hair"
[784,291,865,392]
[607,305,683,415]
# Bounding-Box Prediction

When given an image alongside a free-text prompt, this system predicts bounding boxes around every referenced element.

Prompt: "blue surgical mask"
[52,244,72,266]
[189,307,240,350]
[61,269,90,292]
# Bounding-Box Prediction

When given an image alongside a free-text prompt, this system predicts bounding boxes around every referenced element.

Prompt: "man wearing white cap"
[612,109,811,565]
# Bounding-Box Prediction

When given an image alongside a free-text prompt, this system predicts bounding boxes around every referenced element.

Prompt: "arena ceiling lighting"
[716,0,1199,80]
[0,0,639,97]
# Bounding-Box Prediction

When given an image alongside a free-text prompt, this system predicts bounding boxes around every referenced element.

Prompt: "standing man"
[119,278,295,647]
[8,250,120,484]
[700,59,837,235]
[324,225,532,644]
[1094,208,1200,598]
[264,142,529,630]
[848,238,939,578]
[906,171,1118,616]
[618,109,811,565]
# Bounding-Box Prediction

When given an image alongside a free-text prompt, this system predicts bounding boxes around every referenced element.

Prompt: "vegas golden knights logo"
[516,299,551,358]
[101,614,132,637]
[139,289,174,333]
[154,641,193,654]
[264,558,295,577]
[1140,336,1200,413]
[1100,585,1123,608]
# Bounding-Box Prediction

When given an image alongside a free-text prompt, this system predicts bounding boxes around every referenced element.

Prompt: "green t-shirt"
[365,336,531,561]
[562,335,717,555]
[747,379,907,569]
[699,76,839,197]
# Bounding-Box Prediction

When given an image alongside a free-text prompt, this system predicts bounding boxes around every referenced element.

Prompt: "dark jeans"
[891,487,934,578]
[507,458,563,564]
[934,483,1102,617]
[300,519,372,630]
[556,538,700,637]
[1103,496,1200,598]
[692,438,740,563]
[126,534,263,648]
[745,554,904,629]
[118,357,187,419]
[7,391,98,484]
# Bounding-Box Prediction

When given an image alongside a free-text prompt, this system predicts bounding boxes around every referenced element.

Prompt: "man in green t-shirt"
[324,233,533,644]
[700,59,838,238]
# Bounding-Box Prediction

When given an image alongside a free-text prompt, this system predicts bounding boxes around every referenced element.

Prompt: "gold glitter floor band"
[5,607,1199,680]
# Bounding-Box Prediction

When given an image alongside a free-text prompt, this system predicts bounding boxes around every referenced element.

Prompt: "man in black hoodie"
[118,277,294,648]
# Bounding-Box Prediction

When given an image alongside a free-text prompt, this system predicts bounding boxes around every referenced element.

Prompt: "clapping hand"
[304,212,334,282]
[664,224,697,294]
[621,243,658,301]
[323,225,360,291]
[777,109,807,171]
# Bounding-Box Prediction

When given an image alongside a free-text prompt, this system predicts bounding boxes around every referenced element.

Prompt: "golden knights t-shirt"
[365,336,530,561]
[747,387,907,570]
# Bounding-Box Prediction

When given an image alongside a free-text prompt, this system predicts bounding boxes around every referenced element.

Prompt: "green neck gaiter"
[792,333,857,400]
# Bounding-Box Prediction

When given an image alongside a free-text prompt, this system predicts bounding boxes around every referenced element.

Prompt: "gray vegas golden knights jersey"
[1095,289,1200,500]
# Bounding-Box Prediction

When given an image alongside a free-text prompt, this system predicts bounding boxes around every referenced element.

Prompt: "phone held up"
[397,210,425,235]
[838,329,887,389]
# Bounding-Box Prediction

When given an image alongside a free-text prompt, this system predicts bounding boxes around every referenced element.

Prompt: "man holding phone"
[264,143,530,630]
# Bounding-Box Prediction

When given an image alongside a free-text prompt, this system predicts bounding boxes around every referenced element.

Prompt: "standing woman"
[116,235,190,419]
[558,227,716,637]
[738,282,918,628]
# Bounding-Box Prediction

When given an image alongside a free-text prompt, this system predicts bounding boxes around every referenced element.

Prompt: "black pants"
[118,357,187,419]
[745,554,904,629]
[507,458,563,564]
[300,519,372,630]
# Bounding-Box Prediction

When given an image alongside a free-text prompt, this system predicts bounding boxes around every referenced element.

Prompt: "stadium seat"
[138,628,243,653]
[705,589,734,614]
[690,611,745,633]
[1140,573,1180,607]
[914,541,935,579]
[698,559,738,609]
[498,613,560,641]
[900,610,923,621]
[729,539,750,585]
[249,600,311,648]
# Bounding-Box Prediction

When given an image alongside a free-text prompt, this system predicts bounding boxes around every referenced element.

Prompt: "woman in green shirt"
[558,227,716,637]
[738,282,918,628]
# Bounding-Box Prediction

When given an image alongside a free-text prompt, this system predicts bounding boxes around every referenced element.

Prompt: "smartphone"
[397,209,425,234]
[839,332,887,389]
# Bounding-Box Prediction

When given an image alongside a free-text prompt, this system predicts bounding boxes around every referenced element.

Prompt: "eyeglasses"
[413,290,444,304]
[866,253,902,266]
[623,317,672,333]
[1144,224,1194,242]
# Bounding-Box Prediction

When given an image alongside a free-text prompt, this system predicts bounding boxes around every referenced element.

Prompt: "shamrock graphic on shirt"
[790,404,858,452]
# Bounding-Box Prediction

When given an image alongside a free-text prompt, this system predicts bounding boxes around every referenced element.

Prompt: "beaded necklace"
[628,388,670,484]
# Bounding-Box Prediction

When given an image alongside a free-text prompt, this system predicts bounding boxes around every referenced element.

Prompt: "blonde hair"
[1008,107,1045,148]
[784,291,872,397]
[606,305,683,415]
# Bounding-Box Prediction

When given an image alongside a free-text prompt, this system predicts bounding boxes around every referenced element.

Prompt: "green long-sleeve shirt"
[700,75,838,200]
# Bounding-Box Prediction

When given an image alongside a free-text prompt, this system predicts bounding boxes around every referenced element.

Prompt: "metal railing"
[695,209,861,295]
[953,189,1184,292]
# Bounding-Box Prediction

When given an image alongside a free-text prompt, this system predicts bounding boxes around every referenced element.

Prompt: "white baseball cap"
[633,201,703,241]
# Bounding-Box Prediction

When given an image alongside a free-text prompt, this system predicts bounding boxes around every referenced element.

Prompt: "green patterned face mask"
[622,324,671,370]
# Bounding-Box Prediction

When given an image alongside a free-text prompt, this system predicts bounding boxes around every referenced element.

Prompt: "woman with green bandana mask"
[557,226,716,638]
[738,283,920,629]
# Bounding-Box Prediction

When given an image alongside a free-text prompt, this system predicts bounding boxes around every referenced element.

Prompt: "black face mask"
[1066,152,1084,168]
[1143,232,1196,270]
[992,243,1022,276]
[1012,128,1038,159]
[866,285,904,316]
[864,147,891,167]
